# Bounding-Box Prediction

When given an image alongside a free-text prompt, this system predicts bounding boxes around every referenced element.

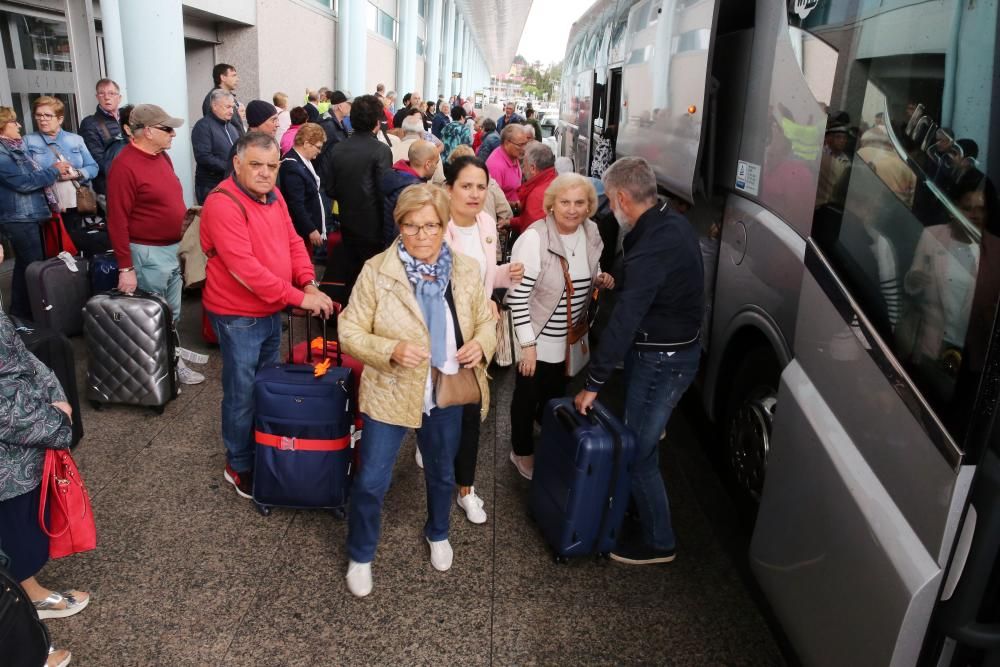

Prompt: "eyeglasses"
[311,143,324,151]
[508,140,529,148]
[399,222,443,237]
[97,91,120,98]
[152,126,175,134]
[34,113,56,120]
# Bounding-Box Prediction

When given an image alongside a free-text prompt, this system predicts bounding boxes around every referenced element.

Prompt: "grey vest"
[516,214,603,338]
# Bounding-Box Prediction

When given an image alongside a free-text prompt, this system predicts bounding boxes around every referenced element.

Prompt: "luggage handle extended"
[286,303,344,366]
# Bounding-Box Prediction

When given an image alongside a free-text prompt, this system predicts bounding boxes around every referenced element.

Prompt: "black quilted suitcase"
[25,254,89,336]
[83,290,178,413]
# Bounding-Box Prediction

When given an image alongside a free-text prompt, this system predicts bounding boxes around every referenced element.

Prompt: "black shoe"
[610,542,676,565]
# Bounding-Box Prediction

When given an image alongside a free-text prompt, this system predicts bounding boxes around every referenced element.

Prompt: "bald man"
[380,139,441,247]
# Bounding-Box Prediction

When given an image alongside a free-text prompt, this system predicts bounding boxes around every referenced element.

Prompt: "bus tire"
[722,347,780,503]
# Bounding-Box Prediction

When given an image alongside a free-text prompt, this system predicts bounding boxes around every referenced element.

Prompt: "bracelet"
[520,342,536,349]
[119,267,135,273]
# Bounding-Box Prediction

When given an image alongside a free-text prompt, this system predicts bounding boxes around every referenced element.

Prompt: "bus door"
[748,2,1000,664]
[615,0,720,202]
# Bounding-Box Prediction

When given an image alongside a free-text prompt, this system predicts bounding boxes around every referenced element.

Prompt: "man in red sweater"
[201,131,334,499]
[510,142,557,233]
[107,103,206,385]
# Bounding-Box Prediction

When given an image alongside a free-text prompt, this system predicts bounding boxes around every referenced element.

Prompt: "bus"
[557,0,1000,664]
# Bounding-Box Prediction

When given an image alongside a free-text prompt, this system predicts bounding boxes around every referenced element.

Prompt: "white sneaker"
[177,347,209,365]
[177,359,205,385]
[415,448,424,469]
[346,560,373,597]
[426,538,453,571]
[457,488,487,524]
[509,451,534,481]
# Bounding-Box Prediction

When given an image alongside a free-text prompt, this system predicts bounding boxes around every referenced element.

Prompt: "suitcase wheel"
[89,400,103,411]
[255,503,271,517]
[331,507,347,520]
[596,552,611,561]
[552,553,569,565]
[151,405,165,416]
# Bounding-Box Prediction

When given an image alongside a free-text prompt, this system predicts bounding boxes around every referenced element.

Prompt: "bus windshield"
[801,0,999,447]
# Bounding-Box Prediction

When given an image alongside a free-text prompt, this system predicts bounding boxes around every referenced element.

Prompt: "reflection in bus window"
[805,0,999,442]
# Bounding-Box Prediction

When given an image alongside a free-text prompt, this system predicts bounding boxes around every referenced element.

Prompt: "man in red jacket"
[510,142,557,234]
[200,131,334,499]
[107,103,206,385]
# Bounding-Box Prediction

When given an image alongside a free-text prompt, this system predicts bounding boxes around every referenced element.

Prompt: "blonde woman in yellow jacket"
[339,183,496,598]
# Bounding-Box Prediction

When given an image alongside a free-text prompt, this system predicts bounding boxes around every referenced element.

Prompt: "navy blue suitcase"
[530,398,637,561]
[90,252,118,294]
[251,313,356,515]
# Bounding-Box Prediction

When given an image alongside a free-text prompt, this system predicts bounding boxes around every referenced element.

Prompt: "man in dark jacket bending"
[317,94,392,296]
[574,157,703,566]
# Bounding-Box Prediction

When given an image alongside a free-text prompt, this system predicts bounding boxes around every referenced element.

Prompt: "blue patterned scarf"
[397,240,453,368]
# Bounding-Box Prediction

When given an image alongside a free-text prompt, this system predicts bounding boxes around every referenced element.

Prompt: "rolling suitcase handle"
[286,303,344,366]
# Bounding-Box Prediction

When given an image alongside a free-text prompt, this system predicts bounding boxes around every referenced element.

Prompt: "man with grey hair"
[432,102,450,139]
[192,89,240,203]
[200,130,334,500]
[574,156,703,566]
[511,141,557,233]
[392,109,445,183]
[486,123,530,208]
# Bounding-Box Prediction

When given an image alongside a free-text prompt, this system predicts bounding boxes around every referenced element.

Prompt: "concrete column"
[336,0,351,89]
[348,0,368,96]
[424,0,442,100]
[396,0,418,98]
[65,0,99,120]
[118,0,194,203]
[440,0,455,100]
[451,14,464,96]
[99,0,128,103]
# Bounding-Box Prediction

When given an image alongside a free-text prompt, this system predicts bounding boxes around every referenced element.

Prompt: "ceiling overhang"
[454,0,533,76]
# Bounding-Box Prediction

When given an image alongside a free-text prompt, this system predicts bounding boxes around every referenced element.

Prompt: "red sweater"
[106,143,187,269]
[511,167,557,234]
[200,178,315,317]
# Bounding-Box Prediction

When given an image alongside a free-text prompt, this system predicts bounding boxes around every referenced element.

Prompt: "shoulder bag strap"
[203,187,249,258]
[444,282,466,348]
[560,255,589,345]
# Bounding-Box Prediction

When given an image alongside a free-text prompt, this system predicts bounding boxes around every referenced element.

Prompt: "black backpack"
[0,563,51,666]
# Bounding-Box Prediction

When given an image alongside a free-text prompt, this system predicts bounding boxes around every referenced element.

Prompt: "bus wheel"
[724,349,779,502]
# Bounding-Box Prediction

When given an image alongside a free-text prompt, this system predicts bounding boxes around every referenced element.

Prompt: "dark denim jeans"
[623,345,700,552]
[208,311,282,473]
[347,405,462,564]
[0,220,44,319]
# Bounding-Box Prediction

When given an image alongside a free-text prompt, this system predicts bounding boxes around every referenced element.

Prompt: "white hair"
[401,115,425,134]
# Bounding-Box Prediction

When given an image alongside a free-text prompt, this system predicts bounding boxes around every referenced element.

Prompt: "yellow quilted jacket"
[339,245,497,429]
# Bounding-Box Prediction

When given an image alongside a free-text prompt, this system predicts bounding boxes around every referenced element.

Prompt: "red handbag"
[37,449,97,559]
[41,213,79,258]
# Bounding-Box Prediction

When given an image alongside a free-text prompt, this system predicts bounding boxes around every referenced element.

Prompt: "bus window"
[805,0,999,444]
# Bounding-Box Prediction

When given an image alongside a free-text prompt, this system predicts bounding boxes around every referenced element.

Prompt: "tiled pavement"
[26,290,785,666]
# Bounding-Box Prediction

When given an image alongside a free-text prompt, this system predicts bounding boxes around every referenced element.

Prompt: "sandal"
[48,646,72,667]
[34,590,90,619]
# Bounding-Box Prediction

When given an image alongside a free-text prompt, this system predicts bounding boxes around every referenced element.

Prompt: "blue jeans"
[209,311,282,473]
[0,220,44,319]
[347,406,463,563]
[623,345,700,552]
[131,242,182,323]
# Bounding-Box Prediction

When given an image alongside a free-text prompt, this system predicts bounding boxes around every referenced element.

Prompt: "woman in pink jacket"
[438,153,523,523]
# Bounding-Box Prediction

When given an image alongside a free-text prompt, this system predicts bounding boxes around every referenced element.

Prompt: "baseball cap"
[329,90,354,105]
[129,104,184,130]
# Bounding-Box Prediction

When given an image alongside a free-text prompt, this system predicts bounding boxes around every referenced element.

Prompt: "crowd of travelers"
[0,61,706,663]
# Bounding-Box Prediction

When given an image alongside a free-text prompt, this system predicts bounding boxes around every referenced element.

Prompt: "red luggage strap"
[254,431,351,452]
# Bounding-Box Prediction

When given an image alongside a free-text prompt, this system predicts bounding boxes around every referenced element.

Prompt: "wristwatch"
[305,280,320,289]
[120,267,135,273]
